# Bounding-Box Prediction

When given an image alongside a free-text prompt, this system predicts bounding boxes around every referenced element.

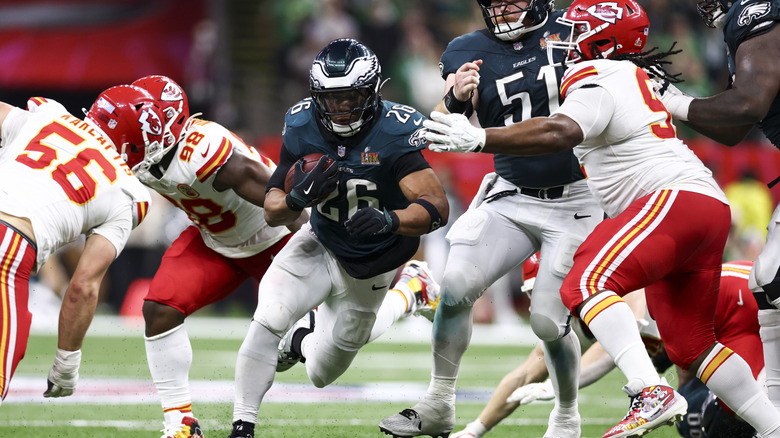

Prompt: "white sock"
[232,320,279,424]
[369,288,413,343]
[759,309,780,409]
[697,343,780,436]
[145,324,194,423]
[579,291,660,391]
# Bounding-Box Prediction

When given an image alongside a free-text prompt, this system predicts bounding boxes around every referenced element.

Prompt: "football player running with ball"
[422,0,780,437]
[0,89,152,405]
[380,1,604,437]
[655,0,780,416]
[226,38,449,438]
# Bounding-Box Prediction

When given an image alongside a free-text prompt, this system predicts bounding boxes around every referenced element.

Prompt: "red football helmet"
[85,85,166,171]
[131,75,190,147]
[548,0,649,64]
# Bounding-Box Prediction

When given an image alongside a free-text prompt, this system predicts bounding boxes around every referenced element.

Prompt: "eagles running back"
[271,98,428,276]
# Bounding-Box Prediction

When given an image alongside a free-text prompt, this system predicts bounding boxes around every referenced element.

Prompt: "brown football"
[284,153,336,193]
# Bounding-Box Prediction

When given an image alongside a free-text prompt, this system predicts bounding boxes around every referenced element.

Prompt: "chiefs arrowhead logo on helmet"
[161,82,184,102]
[139,108,163,136]
[587,2,624,23]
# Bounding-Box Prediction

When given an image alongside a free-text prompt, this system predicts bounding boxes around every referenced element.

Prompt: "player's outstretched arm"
[213,152,273,206]
[45,233,115,398]
[214,153,310,232]
[681,26,780,145]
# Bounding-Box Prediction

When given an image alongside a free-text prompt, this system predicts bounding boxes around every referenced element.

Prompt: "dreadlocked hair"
[614,41,684,84]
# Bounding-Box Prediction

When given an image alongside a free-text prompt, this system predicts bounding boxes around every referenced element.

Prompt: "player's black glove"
[345,207,399,237]
[286,156,340,211]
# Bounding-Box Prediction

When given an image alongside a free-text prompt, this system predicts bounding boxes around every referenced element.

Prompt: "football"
[284,153,336,193]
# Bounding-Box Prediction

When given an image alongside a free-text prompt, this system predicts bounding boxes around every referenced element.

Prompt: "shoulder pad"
[561,62,601,99]
[26,97,70,116]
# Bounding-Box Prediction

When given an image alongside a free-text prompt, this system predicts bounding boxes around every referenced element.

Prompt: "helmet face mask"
[310,38,382,137]
[131,75,190,149]
[477,0,554,41]
[696,0,730,28]
[547,0,649,66]
[85,85,168,172]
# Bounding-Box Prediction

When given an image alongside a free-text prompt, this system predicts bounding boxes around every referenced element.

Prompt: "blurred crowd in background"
[2,0,778,325]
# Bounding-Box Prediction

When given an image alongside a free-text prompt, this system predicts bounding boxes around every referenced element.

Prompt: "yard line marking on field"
[0,417,629,428]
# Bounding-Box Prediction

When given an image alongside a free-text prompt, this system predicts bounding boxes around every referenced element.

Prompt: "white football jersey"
[0,105,151,269]
[554,59,728,218]
[135,118,288,258]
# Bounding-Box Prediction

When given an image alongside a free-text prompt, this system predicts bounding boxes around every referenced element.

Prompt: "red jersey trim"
[584,190,673,294]
[561,65,598,99]
[196,137,232,182]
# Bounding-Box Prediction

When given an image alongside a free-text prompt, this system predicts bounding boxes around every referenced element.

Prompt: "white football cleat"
[276,309,315,372]
[379,397,455,437]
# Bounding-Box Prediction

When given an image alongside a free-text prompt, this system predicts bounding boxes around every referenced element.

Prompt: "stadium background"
[0,1,773,436]
[0,0,775,356]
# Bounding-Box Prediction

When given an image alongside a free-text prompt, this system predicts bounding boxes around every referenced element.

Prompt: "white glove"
[424,111,486,153]
[451,419,488,438]
[44,348,81,398]
[506,379,554,405]
[650,79,693,121]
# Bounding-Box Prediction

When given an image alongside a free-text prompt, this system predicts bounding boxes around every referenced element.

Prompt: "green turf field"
[3,320,683,438]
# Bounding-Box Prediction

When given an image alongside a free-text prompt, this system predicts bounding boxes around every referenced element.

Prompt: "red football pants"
[561,190,730,368]
[0,222,36,400]
[145,227,291,316]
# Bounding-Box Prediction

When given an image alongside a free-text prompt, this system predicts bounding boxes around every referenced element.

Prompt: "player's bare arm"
[263,188,302,227]
[685,26,780,144]
[57,233,116,351]
[213,152,272,205]
[483,114,582,155]
[433,61,482,114]
[393,168,449,236]
[215,153,310,233]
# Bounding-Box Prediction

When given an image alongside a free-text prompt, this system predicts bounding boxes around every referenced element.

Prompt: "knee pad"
[253,301,296,337]
[440,257,488,307]
[529,312,569,342]
[333,308,376,351]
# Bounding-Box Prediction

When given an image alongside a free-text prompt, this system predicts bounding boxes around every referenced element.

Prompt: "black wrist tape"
[413,199,444,233]
[444,87,474,117]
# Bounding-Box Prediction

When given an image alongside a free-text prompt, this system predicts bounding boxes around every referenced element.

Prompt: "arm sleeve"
[391,150,431,183]
[266,146,297,192]
[554,85,614,142]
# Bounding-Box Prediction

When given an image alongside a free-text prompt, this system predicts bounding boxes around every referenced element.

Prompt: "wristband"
[285,194,304,212]
[413,199,444,232]
[443,87,474,116]
[387,209,400,233]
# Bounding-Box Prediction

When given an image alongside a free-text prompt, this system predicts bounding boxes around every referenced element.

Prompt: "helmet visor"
[312,88,370,125]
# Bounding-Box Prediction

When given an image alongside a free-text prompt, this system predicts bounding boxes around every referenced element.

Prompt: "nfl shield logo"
[338,145,346,157]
